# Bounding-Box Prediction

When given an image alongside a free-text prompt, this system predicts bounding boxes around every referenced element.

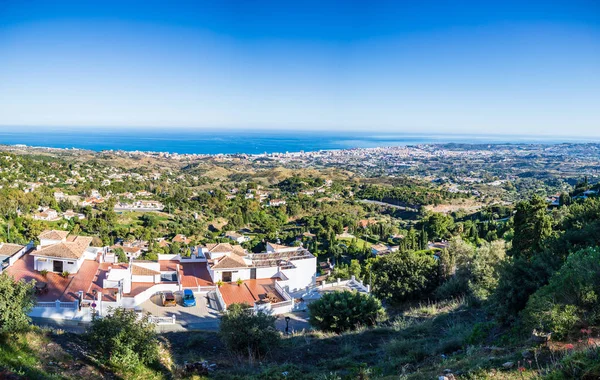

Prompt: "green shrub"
[219,303,280,361]
[308,291,386,333]
[546,346,600,379]
[385,338,413,357]
[86,308,159,370]
[435,239,505,303]
[490,251,559,324]
[114,247,128,263]
[435,276,468,300]
[466,321,495,345]
[371,251,438,304]
[523,247,600,340]
[0,273,35,335]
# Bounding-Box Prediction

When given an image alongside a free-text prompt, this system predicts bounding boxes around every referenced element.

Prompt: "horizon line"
[1,124,600,140]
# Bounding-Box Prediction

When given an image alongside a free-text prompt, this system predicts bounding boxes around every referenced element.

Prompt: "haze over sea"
[0,128,598,155]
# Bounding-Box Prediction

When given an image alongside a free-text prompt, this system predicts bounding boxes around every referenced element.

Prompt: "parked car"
[182,289,196,307]
[161,291,176,307]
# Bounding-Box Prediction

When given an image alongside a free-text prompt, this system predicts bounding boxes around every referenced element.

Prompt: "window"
[67,261,74,265]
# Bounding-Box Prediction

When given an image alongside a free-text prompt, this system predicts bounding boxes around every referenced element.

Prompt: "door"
[53,260,63,273]
[222,271,232,282]
[250,268,257,280]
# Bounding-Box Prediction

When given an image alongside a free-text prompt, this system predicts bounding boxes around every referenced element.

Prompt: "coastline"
[1,129,600,157]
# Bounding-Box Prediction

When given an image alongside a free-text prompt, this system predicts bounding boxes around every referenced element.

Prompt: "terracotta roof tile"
[39,230,69,241]
[31,242,87,259]
[211,254,248,269]
[0,243,25,257]
[131,264,161,276]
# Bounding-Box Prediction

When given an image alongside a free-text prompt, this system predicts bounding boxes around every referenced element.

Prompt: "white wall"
[212,268,250,282]
[256,266,279,279]
[39,238,63,247]
[131,274,160,283]
[34,255,83,273]
[281,256,317,292]
[8,244,31,266]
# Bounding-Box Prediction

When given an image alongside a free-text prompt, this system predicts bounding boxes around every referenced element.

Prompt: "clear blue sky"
[1,0,599,136]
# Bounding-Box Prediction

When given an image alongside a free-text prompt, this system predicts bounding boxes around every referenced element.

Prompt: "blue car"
[182,289,196,307]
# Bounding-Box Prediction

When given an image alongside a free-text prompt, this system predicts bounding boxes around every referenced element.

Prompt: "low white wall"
[131,274,160,283]
[119,283,181,308]
[9,243,32,266]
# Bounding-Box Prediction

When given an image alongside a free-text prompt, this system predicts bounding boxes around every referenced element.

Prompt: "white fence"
[34,300,78,310]
[157,253,206,262]
[318,276,370,293]
[270,299,294,314]
[275,281,292,301]
[184,285,217,292]
[148,315,176,325]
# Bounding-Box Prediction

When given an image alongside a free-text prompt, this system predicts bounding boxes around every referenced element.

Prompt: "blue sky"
[0,0,599,136]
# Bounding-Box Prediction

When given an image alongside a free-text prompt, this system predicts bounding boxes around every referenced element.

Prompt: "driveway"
[140,290,221,331]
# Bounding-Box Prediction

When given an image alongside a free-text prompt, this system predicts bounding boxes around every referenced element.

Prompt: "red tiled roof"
[31,241,88,259]
[179,262,213,287]
[61,260,100,301]
[211,254,247,269]
[159,260,178,271]
[39,230,69,241]
[131,264,160,276]
[0,243,25,257]
[5,254,72,302]
[219,279,284,307]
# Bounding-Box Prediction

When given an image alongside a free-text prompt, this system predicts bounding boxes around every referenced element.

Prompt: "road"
[359,199,419,212]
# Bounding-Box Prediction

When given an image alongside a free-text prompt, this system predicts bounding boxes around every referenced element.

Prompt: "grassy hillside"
[3,299,597,380]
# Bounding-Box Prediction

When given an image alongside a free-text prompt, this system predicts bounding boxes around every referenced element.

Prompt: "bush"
[435,239,505,303]
[523,247,600,339]
[434,276,468,300]
[308,291,386,333]
[114,247,128,263]
[86,308,160,370]
[490,251,559,324]
[466,321,496,345]
[371,251,438,304]
[0,273,35,334]
[546,346,600,379]
[219,303,280,361]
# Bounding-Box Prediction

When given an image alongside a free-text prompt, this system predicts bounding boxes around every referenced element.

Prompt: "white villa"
[32,230,101,274]
[5,229,360,325]
[224,231,251,244]
[201,242,316,293]
[33,207,60,221]
[0,242,30,273]
[63,209,85,220]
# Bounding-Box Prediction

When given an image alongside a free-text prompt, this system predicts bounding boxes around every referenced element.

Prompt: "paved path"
[359,199,419,211]
[140,291,220,329]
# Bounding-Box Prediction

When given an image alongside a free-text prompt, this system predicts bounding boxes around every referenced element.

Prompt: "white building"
[32,230,99,274]
[201,242,316,293]
[225,231,250,244]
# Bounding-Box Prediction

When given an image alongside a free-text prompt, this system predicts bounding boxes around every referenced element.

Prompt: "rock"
[502,361,514,369]
[439,377,449,380]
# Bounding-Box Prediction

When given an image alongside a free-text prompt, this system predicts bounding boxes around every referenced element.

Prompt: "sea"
[0,128,597,155]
